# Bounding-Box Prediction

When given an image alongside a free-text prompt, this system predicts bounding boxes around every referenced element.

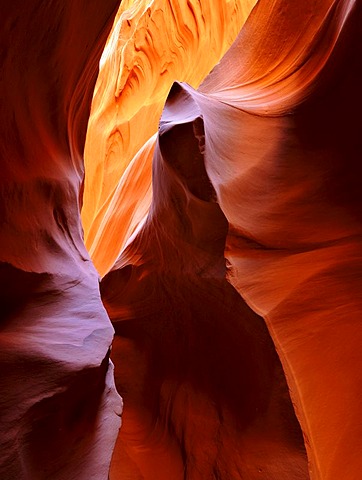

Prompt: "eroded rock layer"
[1,2,122,478]
[82,0,257,276]
[101,85,308,478]
[100,0,362,479]
[3,0,362,478]
[199,1,362,478]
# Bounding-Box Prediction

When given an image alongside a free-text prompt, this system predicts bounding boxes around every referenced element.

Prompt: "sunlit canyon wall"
[82,0,258,276]
[1,1,362,480]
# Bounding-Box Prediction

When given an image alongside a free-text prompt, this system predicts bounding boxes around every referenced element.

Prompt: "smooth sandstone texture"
[100,0,362,479]
[198,1,362,478]
[2,0,362,478]
[101,85,308,479]
[82,0,257,276]
[1,2,122,479]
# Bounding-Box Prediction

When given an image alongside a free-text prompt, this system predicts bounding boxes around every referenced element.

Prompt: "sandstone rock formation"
[2,0,362,479]
[82,0,257,276]
[199,1,362,477]
[1,2,122,479]
[99,0,362,479]
[101,81,309,479]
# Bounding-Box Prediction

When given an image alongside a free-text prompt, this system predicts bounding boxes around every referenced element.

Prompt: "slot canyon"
[1,0,362,479]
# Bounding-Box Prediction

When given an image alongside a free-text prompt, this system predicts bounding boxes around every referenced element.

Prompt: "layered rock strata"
[1,2,122,478]
[100,0,362,479]
[82,0,257,276]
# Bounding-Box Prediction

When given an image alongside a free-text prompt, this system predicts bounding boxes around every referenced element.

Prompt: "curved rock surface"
[101,82,308,479]
[100,0,362,479]
[199,1,362,478]
[82,0,257,276]
[3,0,362,479]
[1,2,122,479]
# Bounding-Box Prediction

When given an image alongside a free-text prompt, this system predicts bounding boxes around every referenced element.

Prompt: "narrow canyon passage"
[1,1,362,479]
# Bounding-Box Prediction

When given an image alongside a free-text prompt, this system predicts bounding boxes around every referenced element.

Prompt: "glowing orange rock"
[82,0,257,276]
[3,0,361,478]
[100,0,362,478]
[198,1,362,478]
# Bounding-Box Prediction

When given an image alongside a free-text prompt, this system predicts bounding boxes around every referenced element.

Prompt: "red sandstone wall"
[100,0,362,479]
[0,2,122,479]
[101,82,309,478]
[2,0,362,479]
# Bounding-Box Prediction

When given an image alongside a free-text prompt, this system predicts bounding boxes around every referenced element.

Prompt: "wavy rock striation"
[101,81,308,479]
[2,0,362,479]
[1,2,122,479]
[100,0,362,479]
[82,0,257,276]
[199,1,362,478]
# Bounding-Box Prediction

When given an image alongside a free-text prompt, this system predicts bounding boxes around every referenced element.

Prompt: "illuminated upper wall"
[82,0,257,276]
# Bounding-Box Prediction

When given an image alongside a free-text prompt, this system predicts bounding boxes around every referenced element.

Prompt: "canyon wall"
[2,0,362,479]
[82,0,257,276]
[0,2,122,479]
[99,0,362,479]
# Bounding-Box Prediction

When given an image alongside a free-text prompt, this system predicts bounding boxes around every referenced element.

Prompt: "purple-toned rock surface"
[1,2,122,478]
